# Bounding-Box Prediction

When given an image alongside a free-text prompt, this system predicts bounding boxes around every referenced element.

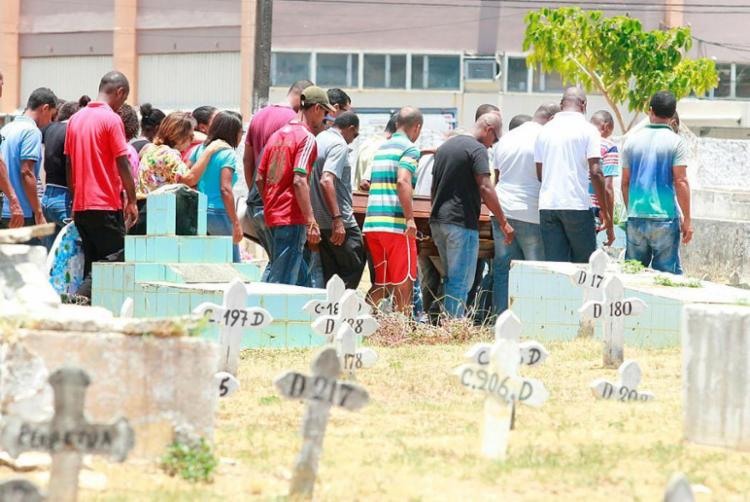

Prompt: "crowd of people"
[0,71,691,320]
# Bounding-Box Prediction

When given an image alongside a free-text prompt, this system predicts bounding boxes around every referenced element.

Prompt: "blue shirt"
[0,115,42,218]
[622,124,688,219]
[189,145,238,210]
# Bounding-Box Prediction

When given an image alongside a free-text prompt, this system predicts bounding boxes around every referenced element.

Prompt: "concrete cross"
[664,472,695,502]
[311,290,378,343]
[0,478,44,502]
[336,324,378,378]
[194,279,273,398]
[274,348,369,499]
[303,275,368,318]
[579,275,647,368]
[454,315,549,460]
[590,360,655,402]
[465,311,549,368]
[0,367,135,502]
[570,249,611,337]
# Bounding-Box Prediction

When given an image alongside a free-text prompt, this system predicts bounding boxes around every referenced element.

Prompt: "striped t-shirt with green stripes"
[363,132,420,234]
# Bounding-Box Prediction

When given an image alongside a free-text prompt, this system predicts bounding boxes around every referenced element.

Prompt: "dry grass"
[82,338,750,501]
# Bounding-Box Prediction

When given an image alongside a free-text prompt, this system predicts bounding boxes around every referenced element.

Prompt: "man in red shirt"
[242,79,313,257]
[65,71,137,300]
[256,86,334,285]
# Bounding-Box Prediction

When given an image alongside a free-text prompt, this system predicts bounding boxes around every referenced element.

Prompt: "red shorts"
[364,231,417,286]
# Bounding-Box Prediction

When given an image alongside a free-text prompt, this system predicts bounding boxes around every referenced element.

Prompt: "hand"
[8,198,25,228]
[359,180,371,192]
[232,220,243,244]
[207,139,231,154]
[500,220,515,245]
[681,219,693,244]
[331,218,346,246]
[307,222,321,245]
[33,210,46,226]
[174,173,184,183]
[404,218,417,238]
[597,215,616,246]
[124,201,138,230]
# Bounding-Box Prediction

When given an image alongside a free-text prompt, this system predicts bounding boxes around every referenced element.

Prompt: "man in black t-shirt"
[429,113,515,318]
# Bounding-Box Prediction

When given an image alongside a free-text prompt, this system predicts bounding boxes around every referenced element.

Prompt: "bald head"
[474,112,502,148]
[561,87,586,112]
[98,71,130,111]
[396,106,423,142]
[534,102,561,124]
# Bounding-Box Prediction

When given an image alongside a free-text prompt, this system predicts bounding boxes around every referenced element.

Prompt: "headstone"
[590,360,655,402]
[0,342,53,422]
[274,348,369,499]
[311,290,377,343]
[0,367,135,502]
[464,311,549,368]
[193,279,273,397]
[579,276,647,367]
[119,298,133,318]
[570,249,610,338]
[455,312,549,460]
[0,478,44,502]
[303,275,350,318]
[664,472,694,502]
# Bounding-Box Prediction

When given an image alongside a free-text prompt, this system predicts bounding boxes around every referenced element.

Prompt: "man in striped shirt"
[363,106,423,314]
[589,110,621,228]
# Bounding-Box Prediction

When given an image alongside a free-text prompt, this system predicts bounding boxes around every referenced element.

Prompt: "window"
[735,64,750,98]
[506,56,528,92]
[271,52,311,86]
[363,54,406,89]
[316,53,359,88]
[712,63,732,98]
[533,65,564,93]
[464,58,497,80]
[412,55,461,89]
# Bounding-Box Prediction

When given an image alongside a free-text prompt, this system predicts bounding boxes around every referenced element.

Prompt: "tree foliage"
[523,8,718,132]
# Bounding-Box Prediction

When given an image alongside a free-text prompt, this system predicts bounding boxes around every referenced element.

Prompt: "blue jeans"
[430,222,479,318]
[625,217,682,274]
[492,217,545,315]
[264,224,307,285]
[41,185,71,249]
[539,209,596,263]
[206,209,240,263]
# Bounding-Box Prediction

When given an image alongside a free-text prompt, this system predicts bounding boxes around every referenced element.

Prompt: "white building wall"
[138,52,241,111]
[20,56,113,106]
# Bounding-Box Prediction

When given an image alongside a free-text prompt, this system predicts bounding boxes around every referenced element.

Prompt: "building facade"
[1,0,749,134]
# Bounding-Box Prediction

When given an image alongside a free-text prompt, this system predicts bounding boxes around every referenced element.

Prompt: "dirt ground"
[77,338,750,501]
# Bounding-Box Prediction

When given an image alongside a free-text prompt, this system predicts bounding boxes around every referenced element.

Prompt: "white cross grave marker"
[664,472,695,502]
[274,347,369,499]
[454,312,549,460]
[570,249,610,338]
[465,311,549,368]
[0,367,135,502]
[194,279,273,398]
[579,275,647,368]
[590,360,654,402]
[119,297,133,318]
[0,478,43,502]
[302,275,368,318]
[310,289,376,343]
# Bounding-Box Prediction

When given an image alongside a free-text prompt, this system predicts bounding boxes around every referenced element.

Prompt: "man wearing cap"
[256,86,334,285]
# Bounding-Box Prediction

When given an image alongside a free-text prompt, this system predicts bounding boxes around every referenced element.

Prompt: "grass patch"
[620,260,646,274]
[653,275,702,288]
[368,313,492,347]
[160,438,219,483]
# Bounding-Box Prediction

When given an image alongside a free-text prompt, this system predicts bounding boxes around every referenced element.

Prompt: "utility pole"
[253,0,273,112]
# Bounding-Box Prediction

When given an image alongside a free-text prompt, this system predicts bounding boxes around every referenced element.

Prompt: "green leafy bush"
[161,438,218,483]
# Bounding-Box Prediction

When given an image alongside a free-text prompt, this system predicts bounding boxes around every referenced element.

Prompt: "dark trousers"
[74,210,125,298]
[0,216,42,245]
[539,209,597,263]
[319,226,366,290]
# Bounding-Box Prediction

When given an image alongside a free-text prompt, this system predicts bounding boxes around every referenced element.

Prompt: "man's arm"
[604,176,615,229]
[220,168,242,244]
[536,162,542,182]
[0,156,24,228]
[673,165,692,244]
[116,155,138,229]
[621,168,630,209]
[320,172,345,246]
[589,158,614,246]
[396,167,416,237]
[293,173,320,244]
[476,173,514,244]
[243,137,256,193]
[20,160,44,225]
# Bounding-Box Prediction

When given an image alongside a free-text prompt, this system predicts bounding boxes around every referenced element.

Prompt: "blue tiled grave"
[509,260,750,348]
[92,188,325,348]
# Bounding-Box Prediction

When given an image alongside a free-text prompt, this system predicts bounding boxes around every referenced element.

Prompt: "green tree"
[523,7,718,132]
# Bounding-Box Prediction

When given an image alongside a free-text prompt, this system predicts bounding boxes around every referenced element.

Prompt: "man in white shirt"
[534,87,615,263]
[492,103,559,314]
